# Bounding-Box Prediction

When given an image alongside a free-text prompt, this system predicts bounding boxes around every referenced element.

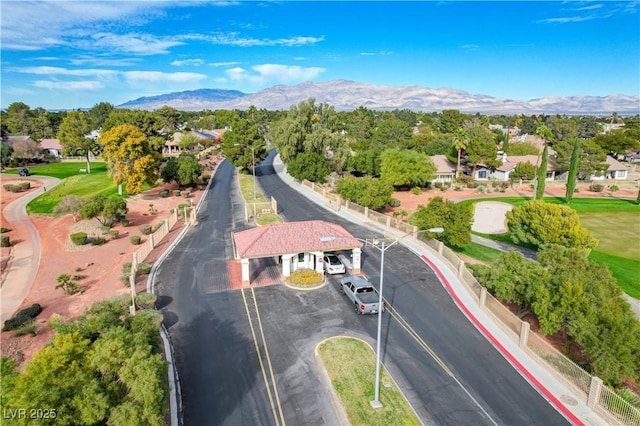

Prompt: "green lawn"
[460,197,640,297]
[4,161,108,179]
[238,174,282,225]
[317,337,420,426]
[454,242,504,264]
[8,161,152,215]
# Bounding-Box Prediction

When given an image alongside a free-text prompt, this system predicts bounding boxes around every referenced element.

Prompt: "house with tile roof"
[430,155,457,183]
[473,154,555,182]
[40,138,62,157]
[233,220,362,285]
[587,155,628,181]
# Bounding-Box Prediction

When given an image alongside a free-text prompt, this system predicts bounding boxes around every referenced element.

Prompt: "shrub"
[69,232,87,245]
[202,174,211,182]
[155,221,165,230]
[2,303,42,331]
[389,198,401,207]
[91,237,107,246]
[159,190,169,198]
[139,224,153,235]
[13,321,39,337]
[288,269,322,285]
[120,218,130,227]
[609,185,619,192]
[589,183,604,192]
[180,190,190,198]
[454,184,463,191]
[411,187,422,195]
[129,235,141,245]
[0,235,10,247]
[100,225,111,235]
[3,184,20,192]
[440,185,449,192]
[18,182,30,191]
[434,182,443,189]
[476,185,487,194]
[177,204,191,215]
[466,181,480,189]
[109,229,119,239]
[0,227,9,233]
[148,203,158,215]
[135,292,157,310]
[137,262,152,275]
[173,190,181,197]
[56,273,79,295]
[120,262,133,284]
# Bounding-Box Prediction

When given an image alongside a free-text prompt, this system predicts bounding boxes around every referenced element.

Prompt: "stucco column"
[312,252,324,274]
[241,258,250,286]
[352,247,361,274]
[282,254,292,277]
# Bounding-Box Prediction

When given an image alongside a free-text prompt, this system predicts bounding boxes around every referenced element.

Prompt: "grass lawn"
[454,242,504,264]
[4,161,108,179]
[238,174,282,225]
[13,161,152,215]
[317,337,420,426]
[460,197,640,297]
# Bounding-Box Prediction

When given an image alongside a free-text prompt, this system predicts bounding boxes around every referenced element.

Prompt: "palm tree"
[453,129,468,178]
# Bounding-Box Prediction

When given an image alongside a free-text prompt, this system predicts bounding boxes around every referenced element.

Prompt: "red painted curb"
[420,254,584,426]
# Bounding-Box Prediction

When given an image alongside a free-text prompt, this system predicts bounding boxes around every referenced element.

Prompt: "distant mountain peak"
[118,80,640,114]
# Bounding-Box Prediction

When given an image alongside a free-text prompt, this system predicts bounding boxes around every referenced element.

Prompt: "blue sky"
[1,1,638,110]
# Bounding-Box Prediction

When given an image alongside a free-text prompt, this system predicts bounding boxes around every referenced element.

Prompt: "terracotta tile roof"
[233,220,363,258]
[40,138,62,150]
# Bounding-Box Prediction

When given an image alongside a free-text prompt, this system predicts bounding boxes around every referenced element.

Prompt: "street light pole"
[369,226,444,409]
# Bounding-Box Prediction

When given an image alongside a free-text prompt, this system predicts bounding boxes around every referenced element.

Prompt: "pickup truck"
[339,276,385,315]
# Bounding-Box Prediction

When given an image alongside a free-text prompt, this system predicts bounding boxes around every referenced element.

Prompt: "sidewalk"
[272,155,608,426]
[1,175,61,324]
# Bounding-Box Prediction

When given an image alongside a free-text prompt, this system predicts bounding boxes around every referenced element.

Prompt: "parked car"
[18,167,30,177]
[323,254,346,274]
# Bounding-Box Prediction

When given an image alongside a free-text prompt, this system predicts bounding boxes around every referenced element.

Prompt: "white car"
[323,254,346,275]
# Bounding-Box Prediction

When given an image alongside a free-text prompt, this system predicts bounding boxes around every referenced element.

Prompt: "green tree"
[565,139,580,204]
[506,200,598,250]
[453,129,468,178]
[438,109,466,134]
[155,105,183,132]
[2,102,32,135]
[336,175,393,211]
[535,124,553,144]
[371,119,413,146]
[553,139,608,178]
[100,124,162,195]
[464,126,499,175]
[220,118,265,170]
[177,132,202,151]
[160,157,179,184]
[534,143,548,200]
[423,138,453,156]
[592,130,639,157]
[0,142,13,167]
[29,107,55,139]
[103,109,166,151]
[56,273,79,295]
[379,148,436,188]
[79,195,128,226]
[547,117,578,142]
[176,155,202,186]
[505,142,539,156]
[287,151,331,182]
[58,111,96,173]
[346,149,381,177]
[87,102,115,129]
[409,196,473,248]
[510,161,537,181]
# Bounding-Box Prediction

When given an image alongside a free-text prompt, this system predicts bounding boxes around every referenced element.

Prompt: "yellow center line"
[241,288,280,425]
[251,287,286,426]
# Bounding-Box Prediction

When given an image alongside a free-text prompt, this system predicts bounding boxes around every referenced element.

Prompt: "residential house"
[430,155,457,183]
[587,156,628,181]
[40,138,63,157]
[473,154,555,182]
[4,135,38,147]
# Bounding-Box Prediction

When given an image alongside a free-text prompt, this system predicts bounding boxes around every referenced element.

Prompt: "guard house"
[232,220,363,285]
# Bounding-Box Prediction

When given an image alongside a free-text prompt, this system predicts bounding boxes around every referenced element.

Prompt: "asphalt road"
[155,153,569,425]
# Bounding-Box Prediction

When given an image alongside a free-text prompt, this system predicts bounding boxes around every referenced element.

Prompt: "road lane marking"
[241,287,286,426]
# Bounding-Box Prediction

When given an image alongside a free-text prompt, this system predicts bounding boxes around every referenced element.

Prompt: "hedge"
[3,303,42,331]
[70,232,87,245]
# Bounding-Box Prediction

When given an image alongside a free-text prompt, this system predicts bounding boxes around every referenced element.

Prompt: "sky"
[1,0,639,111]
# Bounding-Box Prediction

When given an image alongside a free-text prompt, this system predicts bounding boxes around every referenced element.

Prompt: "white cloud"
[187,33,324,47]
[13,66,118,78]
[360,51,393,56]
[171,59,205,67]
[33,80,104,91]
[226,64,325,86]
[122,71,207,83]
[81,32,184,55]
[209,61,241,67]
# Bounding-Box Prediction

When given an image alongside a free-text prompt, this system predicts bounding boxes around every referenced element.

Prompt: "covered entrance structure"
[232,220,363,285]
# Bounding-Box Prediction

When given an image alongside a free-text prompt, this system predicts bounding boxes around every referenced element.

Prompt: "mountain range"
[118,80,640,115]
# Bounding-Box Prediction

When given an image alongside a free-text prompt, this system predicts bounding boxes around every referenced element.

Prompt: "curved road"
[1,175,61,324]
[155,153,569,425]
